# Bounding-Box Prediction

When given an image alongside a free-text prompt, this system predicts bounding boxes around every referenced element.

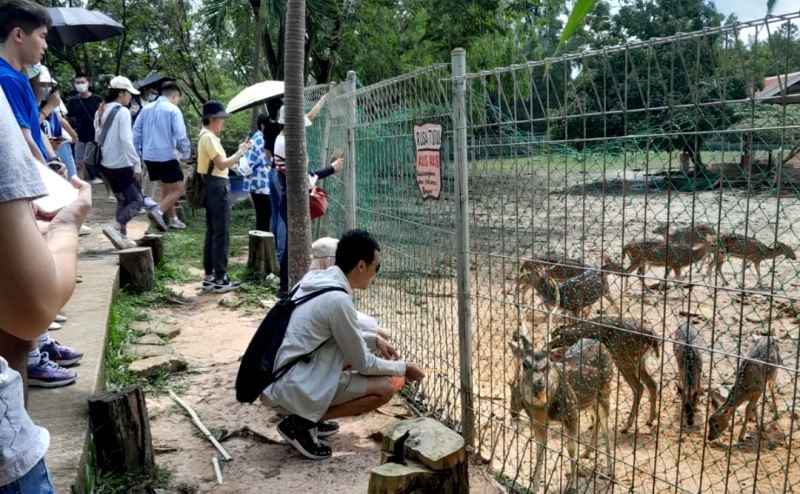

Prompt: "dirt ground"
[349,170,800,493]
[142,274,503,494]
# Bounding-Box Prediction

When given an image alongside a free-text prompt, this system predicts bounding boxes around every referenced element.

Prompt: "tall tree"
[284,0,311,284]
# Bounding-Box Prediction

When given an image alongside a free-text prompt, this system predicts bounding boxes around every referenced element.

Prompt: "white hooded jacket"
[262,266,406,422]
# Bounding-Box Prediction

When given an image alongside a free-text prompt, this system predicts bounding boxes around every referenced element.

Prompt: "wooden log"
[247,230,279,275]
[137,233,164,266]
[88,385,154,476]
[368,460,437,494]
[119,247,155,291]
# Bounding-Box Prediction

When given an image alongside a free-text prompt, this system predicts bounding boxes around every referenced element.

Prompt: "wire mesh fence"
[303,11,800,493]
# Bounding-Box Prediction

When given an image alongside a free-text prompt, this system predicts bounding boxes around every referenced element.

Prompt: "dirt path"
[140,276,501,493]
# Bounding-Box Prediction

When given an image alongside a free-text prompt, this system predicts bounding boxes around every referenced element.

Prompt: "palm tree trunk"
[284,0,311,285]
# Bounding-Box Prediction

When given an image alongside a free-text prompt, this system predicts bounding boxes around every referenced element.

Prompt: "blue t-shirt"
[0,57,48,160]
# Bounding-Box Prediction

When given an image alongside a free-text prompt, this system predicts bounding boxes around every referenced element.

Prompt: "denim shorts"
[0,459,55,494]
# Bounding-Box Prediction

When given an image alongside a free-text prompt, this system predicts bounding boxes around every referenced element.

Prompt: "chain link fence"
[303,11,800,493]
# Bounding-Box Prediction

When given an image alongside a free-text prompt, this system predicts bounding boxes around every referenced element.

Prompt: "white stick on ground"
[169,390,233,461]
[212,456,223,485]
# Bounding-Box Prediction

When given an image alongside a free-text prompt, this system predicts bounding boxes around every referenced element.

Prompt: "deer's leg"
[620,369,641,434]
[768,378,779,420]
[598,397,613,478]
[738,403,754,443]
[565,421,580,492]
[754,261,762,282]
[531,423,547,493]
[639,364,659,427]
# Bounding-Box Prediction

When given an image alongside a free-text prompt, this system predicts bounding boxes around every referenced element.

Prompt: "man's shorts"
[330,371,371,406]
[144,159,184,184]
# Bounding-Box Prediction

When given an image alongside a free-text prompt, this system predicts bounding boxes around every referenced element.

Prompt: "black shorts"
[144,159,184,184]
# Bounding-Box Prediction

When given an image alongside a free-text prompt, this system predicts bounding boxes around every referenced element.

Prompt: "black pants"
[100,165,144,235]
[204,176,231,280]
[250,192,272,232]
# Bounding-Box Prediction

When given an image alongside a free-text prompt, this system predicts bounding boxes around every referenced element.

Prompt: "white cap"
[39,66,56,84]
[109,76,140,95]
[311,237,338,258]
[277,106,312,127]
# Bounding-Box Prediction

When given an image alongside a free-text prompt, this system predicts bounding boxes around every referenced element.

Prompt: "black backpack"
[235,286,347,403]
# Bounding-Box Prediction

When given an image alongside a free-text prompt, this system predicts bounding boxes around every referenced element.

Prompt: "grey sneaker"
[169,217,187,230]
[147,210,168,232]
[103,225,127,250]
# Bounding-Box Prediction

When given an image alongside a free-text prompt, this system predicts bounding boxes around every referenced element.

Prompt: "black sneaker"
[213,277,241,294]
[315,421,340,438]
[277,415,332,460]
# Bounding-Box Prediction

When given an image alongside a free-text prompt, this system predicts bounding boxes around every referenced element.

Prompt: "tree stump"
[368,417,468,494]
[119,247,155,291]
[247,230,279,275]
[88,385,154,476]
[137,233,164,266]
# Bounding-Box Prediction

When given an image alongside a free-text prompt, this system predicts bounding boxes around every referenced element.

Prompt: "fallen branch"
[219,426,282,445]
[212,456,223,485]
[169,390,233,461]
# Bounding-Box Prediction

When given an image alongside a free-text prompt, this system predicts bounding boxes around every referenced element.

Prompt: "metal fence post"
[451,48,474,447]
[345,71,358,230]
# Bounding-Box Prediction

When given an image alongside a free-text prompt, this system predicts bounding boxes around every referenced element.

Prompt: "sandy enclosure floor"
[354,170,800,493]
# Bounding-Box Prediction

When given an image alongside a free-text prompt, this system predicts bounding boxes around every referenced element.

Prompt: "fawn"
[707,234,797,284]
[549,316,660,433]
[673,323,707,427]
[509,335,615,493]
[707,336,781,447]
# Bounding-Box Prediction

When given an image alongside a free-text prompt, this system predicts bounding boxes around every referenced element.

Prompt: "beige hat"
[277,106,312,127]
[39,66,56,84]
[311,237,338,258]
[109,75,140,95]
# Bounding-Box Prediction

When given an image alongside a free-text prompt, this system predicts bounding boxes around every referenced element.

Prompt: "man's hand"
[376,335,399,360]
[332,158,345,174]
[405,363,425,382]
[134,171,142,182]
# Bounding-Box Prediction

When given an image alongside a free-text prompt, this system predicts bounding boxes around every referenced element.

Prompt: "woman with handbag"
[95,76,144,250]
[197,100,252,293]
[273,104,344,298]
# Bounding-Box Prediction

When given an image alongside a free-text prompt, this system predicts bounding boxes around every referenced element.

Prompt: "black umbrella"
[46,7,124,47]
[134,71,177,91]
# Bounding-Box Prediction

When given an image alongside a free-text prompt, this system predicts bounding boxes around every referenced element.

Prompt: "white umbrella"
[226,81,284,115]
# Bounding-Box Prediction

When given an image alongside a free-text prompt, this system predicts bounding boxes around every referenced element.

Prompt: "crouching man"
[261,229,425,459]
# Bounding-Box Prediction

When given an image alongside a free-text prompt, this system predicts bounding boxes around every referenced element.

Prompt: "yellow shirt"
[196,128,229,179]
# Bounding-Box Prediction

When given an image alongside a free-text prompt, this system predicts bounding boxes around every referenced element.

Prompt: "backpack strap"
[270,286,348,381]
[98,105,122,146]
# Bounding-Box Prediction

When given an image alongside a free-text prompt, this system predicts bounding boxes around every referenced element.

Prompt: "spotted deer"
[509,335,615,493]
[673,323,707,427]
[707,336,782,447]
[707,234,797,284]
[549,316,660,433]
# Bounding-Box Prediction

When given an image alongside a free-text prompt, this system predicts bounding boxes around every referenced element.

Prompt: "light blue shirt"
[132,96,191,162]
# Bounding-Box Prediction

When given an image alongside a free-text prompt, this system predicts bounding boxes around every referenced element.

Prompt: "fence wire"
[305,12,800,493]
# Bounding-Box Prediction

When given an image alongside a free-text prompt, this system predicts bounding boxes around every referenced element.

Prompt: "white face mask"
[38,87,51,102]
[146,93,157,103]
[74,83,89,93]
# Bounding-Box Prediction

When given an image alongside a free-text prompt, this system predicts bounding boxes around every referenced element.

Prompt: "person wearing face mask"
[67,72,104,185]
[30,65,78,179]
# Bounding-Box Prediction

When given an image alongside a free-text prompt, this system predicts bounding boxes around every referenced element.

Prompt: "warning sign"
[414,123,443,199]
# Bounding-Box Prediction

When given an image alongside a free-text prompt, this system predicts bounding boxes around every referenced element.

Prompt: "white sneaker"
[102,225,127,250]
[106,195,117,203]
[48,321,62,331]
[169,217,187,230]
[121,237,137,249]
[90,178,103,185]
[143,196,159,209]
[79,225,92,236]
[54,313,67,323]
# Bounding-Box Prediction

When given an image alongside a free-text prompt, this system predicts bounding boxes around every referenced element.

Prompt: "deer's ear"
[709,389,725,410]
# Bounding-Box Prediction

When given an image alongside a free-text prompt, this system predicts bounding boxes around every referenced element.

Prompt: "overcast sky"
[713,0,795,21]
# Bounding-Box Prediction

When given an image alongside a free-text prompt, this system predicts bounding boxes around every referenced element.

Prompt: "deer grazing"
[707,234,797,284]
[518,257,587,294]
[652,223,717,246]
[707,336,782,447]
[509,335,615,493]
[623,237,714,289]
[548,316,660,433]
[673,323,707,427]
[523,259,620,319]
